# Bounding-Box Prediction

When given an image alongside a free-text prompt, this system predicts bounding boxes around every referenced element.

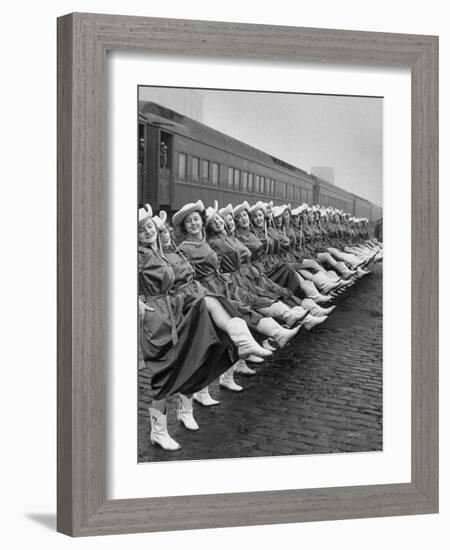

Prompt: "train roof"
[139,101,313,182]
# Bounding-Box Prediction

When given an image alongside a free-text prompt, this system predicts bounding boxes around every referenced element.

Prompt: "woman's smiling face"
[184,211,203,237]
[251,208,265,228]
[138,218,157,245]
[235,209,250,229]
[225,213,235,233]
[209,213,226,234]
[159,224,171,247]
[274,215,282,228]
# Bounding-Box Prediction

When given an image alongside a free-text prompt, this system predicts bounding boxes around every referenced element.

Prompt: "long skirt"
[198,273,263,330]
[254,255,307,299]
[226,266,276,309]
[239,262,304,308]
[140,292,231,400]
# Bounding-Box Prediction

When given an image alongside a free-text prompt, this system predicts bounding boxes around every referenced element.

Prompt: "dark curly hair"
[179,209,208,236]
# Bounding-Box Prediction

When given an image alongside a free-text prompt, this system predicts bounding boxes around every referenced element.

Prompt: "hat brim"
[249,201,267,215]
[233,201,251,218]
[172,200,205,227]
[218,204,234,219]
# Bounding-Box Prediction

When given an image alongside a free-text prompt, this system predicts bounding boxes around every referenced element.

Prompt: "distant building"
[311,166,335,185]
[138,87,204,122]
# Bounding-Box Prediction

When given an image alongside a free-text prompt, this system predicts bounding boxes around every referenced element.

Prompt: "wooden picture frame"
[57,13,438,536]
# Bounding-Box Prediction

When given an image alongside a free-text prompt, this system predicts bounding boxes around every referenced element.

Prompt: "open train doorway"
[158,131,172,210]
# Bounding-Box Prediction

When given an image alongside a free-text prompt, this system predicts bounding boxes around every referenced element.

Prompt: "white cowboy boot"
[226,318,272,361]
[303,314,328,330]
[177,394,199,431]
[149,408,181,451]
[265,301,308,328]
[256,317,300,348]
[193,386,220,407]
[298,277,332,303]
[355,266,371,278]
[312,272,341,293]
[326,270,341,282]
[301,299,335,317]
[262,338,277,351]
[219,366,243,392]
[233,359,256,375]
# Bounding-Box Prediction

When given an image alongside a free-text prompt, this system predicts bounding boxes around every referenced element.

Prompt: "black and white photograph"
[137,85,383,462]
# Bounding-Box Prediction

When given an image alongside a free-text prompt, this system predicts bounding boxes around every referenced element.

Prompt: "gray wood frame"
[57,12,438,537]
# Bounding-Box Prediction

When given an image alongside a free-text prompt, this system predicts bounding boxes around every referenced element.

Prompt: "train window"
[178,153,187,180]
[202,159,210,181]
[248,173,254,193]
[275,181,282,197]
[192,157,199,181]
[242,171,248,192]
[228,167,233,188]
[212,163,219,186]
[255,175,260,194]
[234,168,240,190]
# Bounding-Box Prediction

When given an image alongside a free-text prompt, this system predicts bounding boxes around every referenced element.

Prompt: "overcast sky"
[139,86,383,206]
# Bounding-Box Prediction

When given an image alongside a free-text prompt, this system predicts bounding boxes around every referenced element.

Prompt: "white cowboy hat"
[249,200,267,215]
[152,210,168,231]
[172,200,205,227]
[138,203,153,223]
[218,203,234,219]
[272,204,287,218]
[233,201,251,217]
[205,200,219,226]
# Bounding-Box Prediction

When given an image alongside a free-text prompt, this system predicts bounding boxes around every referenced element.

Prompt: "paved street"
[138,262,383,462]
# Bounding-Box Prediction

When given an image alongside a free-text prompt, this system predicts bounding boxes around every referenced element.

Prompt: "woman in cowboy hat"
[152,210,271,396]
[174,200,304,351]
[246,202,333,305]
[271,205,343,298]
[297,207,360,280]
[215,204,334,328]
[206,205,306,332]
[139,204,272,450]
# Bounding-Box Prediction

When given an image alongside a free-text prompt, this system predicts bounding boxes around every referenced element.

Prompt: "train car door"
[158,130,172,209]
[142,124,160,208]
[138,120,148,206]
[139,121,173,209]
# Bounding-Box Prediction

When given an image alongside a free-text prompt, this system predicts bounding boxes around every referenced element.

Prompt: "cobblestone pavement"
[138,262,383,462]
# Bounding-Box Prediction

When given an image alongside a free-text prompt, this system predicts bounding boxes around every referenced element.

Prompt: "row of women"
[138,199,383,451]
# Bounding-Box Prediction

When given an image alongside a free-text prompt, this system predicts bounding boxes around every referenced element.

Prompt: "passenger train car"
[138,101,382,221]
